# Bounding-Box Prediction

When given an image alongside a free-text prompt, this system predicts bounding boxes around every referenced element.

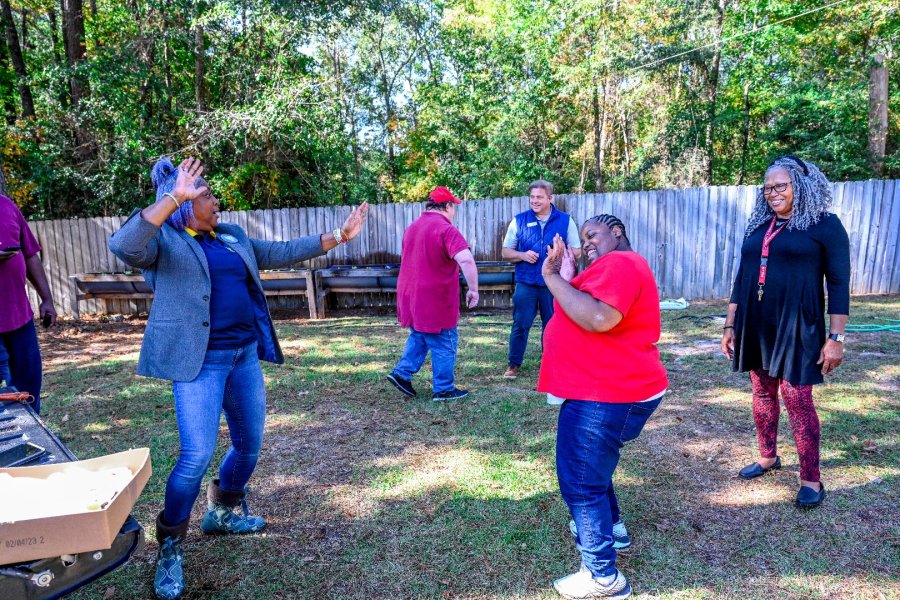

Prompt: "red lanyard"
[757,217,787,301]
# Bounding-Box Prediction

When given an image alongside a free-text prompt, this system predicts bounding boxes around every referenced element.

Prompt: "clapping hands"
[542,234,577,282]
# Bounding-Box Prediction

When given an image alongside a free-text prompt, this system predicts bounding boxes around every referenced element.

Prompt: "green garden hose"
[845,319,900,333]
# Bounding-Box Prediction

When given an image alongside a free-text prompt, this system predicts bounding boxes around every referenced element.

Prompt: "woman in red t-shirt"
[538,214,667,600]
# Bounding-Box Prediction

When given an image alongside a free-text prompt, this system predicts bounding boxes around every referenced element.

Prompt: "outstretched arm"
[252,202,369,269]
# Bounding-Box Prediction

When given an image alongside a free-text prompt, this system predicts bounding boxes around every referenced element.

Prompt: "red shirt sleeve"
[442,225,469,259]
[578,253,643,317]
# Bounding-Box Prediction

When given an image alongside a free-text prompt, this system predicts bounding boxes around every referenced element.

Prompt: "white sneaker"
[547,393,565,406]
[552,568,631,599]
[568,519,632,551]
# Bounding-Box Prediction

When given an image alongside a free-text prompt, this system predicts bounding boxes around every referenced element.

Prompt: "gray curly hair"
[744,156,833,237]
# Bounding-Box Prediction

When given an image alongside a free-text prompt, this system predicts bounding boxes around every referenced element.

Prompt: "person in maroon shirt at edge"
[386,186,479,401]
[722,155,850,509]
[0,194,57,412]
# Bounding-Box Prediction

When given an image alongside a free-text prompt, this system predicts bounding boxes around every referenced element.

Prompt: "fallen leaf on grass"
[91,434,103,441]
[862,440,878,453]
[103,586,116,600]
[61,414,69,423]
[654,522,671,531]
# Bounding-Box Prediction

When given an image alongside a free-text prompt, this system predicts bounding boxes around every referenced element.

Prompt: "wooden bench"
[70,269,317,320]
[314,262,515,319]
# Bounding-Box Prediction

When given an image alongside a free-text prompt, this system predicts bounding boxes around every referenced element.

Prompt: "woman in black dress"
[721,155,850,508]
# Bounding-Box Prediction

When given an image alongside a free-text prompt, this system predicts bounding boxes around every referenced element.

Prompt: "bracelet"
[723,325,734,330]
[333,228,346,244]
[162,192,180,209]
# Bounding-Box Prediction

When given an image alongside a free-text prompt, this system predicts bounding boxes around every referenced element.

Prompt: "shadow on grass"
[46,301,900,599]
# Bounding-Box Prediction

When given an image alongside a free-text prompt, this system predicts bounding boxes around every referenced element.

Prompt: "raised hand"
[541,234,566,280]
[171,158,208,204]
[560,245,577,282]
[340,201,369,241]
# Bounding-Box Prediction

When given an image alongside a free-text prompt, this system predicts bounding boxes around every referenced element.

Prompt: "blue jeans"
[163,341,266,526]
[557,397,663,578]
[392,327,458,393]
[1,320,42,413]
[508,282,554,368]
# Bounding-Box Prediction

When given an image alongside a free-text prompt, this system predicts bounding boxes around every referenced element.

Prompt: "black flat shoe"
[796,483,826,508]
[738,456,782,479]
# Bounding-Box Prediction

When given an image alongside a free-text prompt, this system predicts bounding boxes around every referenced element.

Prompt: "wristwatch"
[828,333,845,343]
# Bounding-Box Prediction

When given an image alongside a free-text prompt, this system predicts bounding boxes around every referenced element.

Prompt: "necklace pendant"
[757,287,764,301]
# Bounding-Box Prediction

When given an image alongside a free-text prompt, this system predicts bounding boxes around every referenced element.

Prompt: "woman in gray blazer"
[109,157,368,600]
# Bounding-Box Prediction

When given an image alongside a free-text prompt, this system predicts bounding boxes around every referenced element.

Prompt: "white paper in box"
[0,447,151,564]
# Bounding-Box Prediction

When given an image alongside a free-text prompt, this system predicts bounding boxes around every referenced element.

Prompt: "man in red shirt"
[0,194,57,412]
[387,187,479,401]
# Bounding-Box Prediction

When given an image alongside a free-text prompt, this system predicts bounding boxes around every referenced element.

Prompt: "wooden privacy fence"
[25,179,900,317]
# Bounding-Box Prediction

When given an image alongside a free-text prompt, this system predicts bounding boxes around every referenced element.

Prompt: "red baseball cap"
[428,186,461,204]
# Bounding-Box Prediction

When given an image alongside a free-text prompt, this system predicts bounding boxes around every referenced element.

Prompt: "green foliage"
[0,0,897,218]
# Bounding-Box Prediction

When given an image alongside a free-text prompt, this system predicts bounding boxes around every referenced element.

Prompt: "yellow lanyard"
[184,227,216,239]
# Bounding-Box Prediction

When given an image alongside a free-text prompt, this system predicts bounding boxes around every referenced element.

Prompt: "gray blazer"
[109,209,324,381]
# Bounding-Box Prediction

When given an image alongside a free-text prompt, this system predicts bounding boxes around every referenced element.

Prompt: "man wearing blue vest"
[501,180,581,384]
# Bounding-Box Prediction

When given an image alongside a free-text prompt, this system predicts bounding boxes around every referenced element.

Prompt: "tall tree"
[868,54,888,176]
[0,0,35,118]
[704,0,728,184]
[61,0,90,161]
[61,0,87,106]
[0,150,8,196]
[194,23,206,113]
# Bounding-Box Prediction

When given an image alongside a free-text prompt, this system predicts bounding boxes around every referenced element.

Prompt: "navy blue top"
[513,207,571,287]
[194,233,257,350]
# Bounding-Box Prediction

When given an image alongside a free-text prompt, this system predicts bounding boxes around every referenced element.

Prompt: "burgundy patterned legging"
[750,369,820,482]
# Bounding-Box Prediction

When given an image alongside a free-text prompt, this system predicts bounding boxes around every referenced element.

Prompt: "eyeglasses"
[762,182,791,196]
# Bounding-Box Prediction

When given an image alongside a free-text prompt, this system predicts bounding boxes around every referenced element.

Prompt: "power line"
[627,0,867,73]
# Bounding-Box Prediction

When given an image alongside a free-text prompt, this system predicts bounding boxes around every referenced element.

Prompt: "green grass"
[33,296,900,599]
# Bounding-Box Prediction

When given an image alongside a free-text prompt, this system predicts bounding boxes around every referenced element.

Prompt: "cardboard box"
[0,447,151,564]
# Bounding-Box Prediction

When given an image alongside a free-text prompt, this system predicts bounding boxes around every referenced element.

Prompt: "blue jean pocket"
[620,396,662,442]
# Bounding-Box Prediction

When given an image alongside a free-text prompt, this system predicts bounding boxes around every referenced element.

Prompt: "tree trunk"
[62,0,88,106]
[592,76,608,193]
[194,23,206,113]
[622,112,631,180]
[0,0,35,118]
[161,12,173,116]
[705,0,727,185]
[868,54,888,177]
[0,151,8,197]
[0,36,17,122]
[47,7,62,64]
[62,0,91,162]
[738,81,751,185]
